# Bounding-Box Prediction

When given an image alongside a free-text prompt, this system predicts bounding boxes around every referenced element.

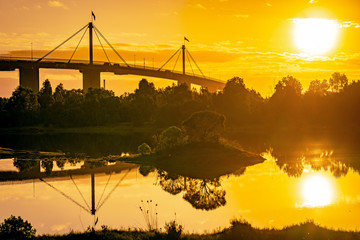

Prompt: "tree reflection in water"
[273,148,350,177]
[156,170,226,211]
[183,178,226,210]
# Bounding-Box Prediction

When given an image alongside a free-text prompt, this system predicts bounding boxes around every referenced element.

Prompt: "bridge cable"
[68,28,88,63]
[95,172,112,210]
[186,49,205,78]
[37,23,89,62]
[186,50,195,75]
[94,29,111,64]
[70,175,91,211]
[158,47,181,71]
[172,50,181,72]
[93,26,129,67]
[96,168,131,212]
[39,178,91,214]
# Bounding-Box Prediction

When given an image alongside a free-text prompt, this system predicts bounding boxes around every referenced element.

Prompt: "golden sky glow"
[1,0,360,97]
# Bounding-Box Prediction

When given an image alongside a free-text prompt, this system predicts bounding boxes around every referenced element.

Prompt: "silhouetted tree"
[0,215,36,240]
[306,79,329,97]
[268,76,303,127]
[182,111,225,142]
[329,72,348,92]
[38,79,54,109]
[214,77,264,125]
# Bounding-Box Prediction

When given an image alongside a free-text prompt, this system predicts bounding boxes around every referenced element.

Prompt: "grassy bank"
[32,220,360,240]
[124,141,265,179]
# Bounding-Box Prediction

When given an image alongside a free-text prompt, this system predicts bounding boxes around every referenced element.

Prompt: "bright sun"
[301,174,334,207]
[293,18,340,55]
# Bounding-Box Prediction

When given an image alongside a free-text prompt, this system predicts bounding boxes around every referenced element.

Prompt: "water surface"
[1,147,359,234]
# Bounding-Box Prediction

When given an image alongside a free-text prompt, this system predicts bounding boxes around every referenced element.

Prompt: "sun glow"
[293,18,340,55]
[301,174,335,207]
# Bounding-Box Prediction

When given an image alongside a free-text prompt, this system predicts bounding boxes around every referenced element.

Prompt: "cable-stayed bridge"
[0,21,225,93]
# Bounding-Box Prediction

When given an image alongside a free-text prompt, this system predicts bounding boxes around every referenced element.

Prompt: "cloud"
[234,14,249,18]
[48,1,67,9]
[341,21,360,28]
[196,3,206,9]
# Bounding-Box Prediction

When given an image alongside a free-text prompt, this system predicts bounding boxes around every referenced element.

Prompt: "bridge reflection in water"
[0,157,136,225]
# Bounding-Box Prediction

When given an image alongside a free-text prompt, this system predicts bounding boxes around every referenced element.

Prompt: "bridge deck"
[0,57,225,91]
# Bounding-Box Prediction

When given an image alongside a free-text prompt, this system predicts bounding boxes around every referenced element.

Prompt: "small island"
[125,111,265,179]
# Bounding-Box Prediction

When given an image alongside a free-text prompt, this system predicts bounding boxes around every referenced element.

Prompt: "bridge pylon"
[81,22,100,91]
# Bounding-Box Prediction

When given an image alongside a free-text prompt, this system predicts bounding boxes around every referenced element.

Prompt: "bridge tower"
[178,44,191,87]
[81,22,100,91]
[182,44,185,75]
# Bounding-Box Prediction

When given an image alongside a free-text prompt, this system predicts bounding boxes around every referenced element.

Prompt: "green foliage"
[138,143,152,155]
[6,86,39,113]
[306,79,329,96]
[214,77,263,125]
[2,73,360,133]
[38,79,54,109]
[0,215,36,240]
[329,72,348,92]
[156,126,186,152]
[164,220,183,240]
[182,111,225,142]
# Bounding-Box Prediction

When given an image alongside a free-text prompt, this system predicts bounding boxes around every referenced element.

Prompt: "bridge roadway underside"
[0,60,225,93]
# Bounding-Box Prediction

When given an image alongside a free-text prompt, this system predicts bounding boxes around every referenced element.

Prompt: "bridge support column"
[19,67,39,93]
[81,69,100,91]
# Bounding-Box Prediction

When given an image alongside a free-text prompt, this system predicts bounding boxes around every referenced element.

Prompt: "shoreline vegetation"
[1,215,360,240]
[1,73,360,134]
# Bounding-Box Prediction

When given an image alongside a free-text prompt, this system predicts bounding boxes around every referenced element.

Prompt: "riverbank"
[32,220,360,240]
[124,141,265,179]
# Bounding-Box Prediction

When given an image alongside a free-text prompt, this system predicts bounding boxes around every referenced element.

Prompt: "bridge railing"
[0,56,225,83]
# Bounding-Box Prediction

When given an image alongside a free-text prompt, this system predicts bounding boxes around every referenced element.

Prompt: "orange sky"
[1,0,360,97]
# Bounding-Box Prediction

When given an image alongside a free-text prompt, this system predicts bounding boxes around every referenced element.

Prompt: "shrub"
[156,126,186,152]
[164,220,183,240]
[138,143,152,155]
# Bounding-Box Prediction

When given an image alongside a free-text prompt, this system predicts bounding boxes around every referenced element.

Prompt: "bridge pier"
[19,67,39,92]
[81,69,100,91]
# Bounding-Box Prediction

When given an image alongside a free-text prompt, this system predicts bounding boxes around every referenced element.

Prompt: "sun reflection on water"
[300,173,335,208]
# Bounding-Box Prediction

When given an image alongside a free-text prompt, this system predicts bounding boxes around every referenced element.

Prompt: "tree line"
[0,72,359,131]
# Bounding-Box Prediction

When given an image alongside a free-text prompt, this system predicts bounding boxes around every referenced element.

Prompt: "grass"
[32,220,360,240]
